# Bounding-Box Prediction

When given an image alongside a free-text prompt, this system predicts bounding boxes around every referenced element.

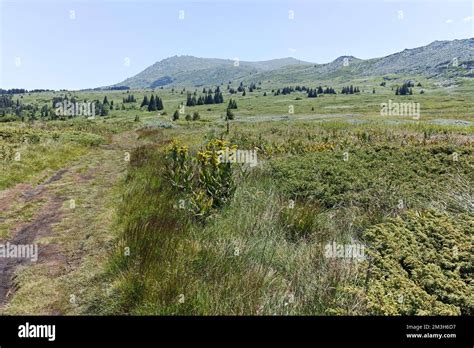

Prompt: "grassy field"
[0,75,472,315]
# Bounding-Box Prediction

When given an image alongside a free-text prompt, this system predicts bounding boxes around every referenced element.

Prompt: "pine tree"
[307,88,317,98]
[172,110,179,121]
[226,108,234,120]
[157,96,164,110]
[141,96,149,107]
[206,92,214,104]
[148,95,157,111]
[227,99,237,109]
[100,103,109,116]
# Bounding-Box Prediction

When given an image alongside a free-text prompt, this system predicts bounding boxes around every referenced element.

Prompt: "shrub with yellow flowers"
[165,139,240,220]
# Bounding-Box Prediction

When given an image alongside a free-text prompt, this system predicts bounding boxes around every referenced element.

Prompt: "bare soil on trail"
[0,131,139,310]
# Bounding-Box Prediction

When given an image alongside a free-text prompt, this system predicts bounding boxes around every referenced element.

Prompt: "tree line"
[140,95,164,111]
[186,87,224,106]
[341,85,360,94]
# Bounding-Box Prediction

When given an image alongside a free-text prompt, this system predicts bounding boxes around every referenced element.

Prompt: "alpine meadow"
[0,0,473,321]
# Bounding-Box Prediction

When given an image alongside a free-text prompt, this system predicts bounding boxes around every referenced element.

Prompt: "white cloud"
[463,16,474,22]
[288,48,297,53]
[445,19,453,24]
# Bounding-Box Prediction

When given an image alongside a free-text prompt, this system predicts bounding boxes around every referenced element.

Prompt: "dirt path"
[0,130,140,313]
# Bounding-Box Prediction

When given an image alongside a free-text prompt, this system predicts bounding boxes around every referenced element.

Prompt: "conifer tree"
[141,96,149,107]
[173,110,179,121]
[157,96,164,110]
[226,108,234,120]
[148,95,157,111]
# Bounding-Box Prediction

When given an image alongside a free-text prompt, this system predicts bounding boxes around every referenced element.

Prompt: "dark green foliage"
[123,94,136,103]
[186,90,223,107]
[148,95,157,111]
[341,85,360,94]
[140,96,149,107]
[397,82,413,95]
[172,110,180,121]
[227,99,237,109]
[307,88,318,98]
[226,108,234,120]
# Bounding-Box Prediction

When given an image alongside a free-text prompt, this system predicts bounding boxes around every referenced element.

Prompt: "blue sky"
[1,0,473,90]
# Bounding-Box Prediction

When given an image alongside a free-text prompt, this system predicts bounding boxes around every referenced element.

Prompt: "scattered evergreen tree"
[396,82,413,95]
[172,110,180,121]
[123,94,136,103]
[148,95,157,111]
[227,99,237,109]
[307,88,318,98]
[213,89,223,103]
[140,96,149,107]
[341,85,359,94]
[100,103,109,116]
[156,96,164,110]
[226,108,234,120]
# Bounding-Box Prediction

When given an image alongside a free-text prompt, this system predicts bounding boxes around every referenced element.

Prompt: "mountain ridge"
[109,38,474,89]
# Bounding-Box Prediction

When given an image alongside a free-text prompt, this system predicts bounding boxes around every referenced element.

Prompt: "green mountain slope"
[110,38,474,89]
